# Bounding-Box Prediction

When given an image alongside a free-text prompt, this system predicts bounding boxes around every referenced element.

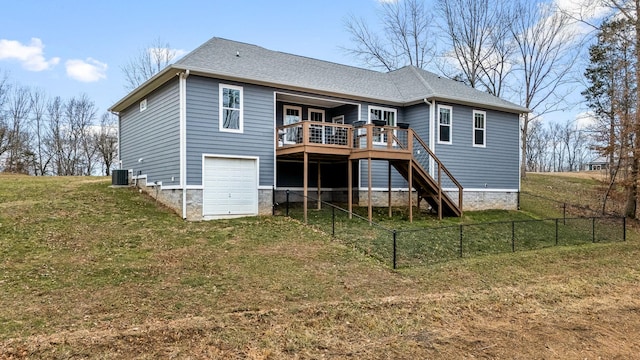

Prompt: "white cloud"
[65,58,108,82]
[554,0,611,20]
[575,111,597,129]
[0,37,60,71]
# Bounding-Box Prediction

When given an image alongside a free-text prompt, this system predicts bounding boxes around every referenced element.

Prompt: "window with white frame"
[219,84,243,133]
[369,106,397,144]
[308,108,325,122]
[473,110,486,147]
[438,105,452,144]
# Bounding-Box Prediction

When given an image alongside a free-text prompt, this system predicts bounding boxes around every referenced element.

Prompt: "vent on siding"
[139,99,147,112]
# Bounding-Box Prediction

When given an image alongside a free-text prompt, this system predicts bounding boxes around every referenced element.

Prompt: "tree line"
[0,70,117,176]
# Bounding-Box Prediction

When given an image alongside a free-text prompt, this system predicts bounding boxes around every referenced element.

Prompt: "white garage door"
[203,157,258,217]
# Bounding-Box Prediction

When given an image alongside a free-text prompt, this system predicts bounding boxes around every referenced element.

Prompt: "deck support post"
[438,163,442,220]
[317,161,321,210]
[304,152,308,224]
[408,159,413,223]
[388,162,392,218]
[368,157,372,224]
[348,159,353,219]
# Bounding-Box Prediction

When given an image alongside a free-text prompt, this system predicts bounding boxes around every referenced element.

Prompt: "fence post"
[563,203,566,225]
[511,221,515,252]
[393,230,397,269]
[517,191,521,210]
[555,218,559,245]
[272,186,275,216]
[592,217,596,243]
[286,190,290,217]
[332,205,335,237]
[623,216,627,241]
[459,225,463,258]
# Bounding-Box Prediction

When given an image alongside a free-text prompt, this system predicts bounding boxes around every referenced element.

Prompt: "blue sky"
[0,0,382,114]
[0,0,604,127]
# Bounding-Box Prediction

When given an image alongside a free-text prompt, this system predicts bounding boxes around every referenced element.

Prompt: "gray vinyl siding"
[119,79,180,186]
[434,102,519,190]
[404,103,430,142]
[185,75,274,186]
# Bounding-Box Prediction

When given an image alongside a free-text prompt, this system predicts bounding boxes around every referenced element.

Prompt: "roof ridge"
[407,66,435,96]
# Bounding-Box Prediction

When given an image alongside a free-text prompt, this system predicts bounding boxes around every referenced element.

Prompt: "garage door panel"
[203,157,258,217]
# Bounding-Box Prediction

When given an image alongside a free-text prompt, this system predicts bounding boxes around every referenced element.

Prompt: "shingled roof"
[111,37,528,114]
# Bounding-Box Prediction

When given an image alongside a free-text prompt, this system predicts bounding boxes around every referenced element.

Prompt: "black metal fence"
[274,190,626,269]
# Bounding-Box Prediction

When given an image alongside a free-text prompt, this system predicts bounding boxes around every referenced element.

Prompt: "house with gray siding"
[110,37,528,221]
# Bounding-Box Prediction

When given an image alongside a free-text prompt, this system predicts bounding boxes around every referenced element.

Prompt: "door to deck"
[283,105,301,144]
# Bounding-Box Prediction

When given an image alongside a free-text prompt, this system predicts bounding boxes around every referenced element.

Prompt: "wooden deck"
[275,122,463,223]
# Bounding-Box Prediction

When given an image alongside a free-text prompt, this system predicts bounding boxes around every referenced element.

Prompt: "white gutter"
[179,70,190,219]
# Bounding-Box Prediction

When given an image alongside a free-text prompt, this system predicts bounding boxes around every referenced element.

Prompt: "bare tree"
[5,85,32,173]
[0,70,10,160]
[510,1,577,179]
[30,88,51,175]
[45,96,65,175]
[95,112,118,176]
[343,0,434,71]
[121,38,179,91]
[66,94,97,175]
[437,0,515,95]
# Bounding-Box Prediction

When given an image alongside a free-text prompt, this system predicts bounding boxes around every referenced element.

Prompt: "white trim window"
[368,105,397,144]
[308,108,325,122]
[438,105,452,144]
[332,115,345,124]
[219,84,243,133]
[473,110,486,147]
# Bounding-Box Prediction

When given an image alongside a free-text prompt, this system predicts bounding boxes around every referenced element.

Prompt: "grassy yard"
[1,174,640,358]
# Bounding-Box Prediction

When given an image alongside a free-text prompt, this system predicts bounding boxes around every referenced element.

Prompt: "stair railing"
[410,131,463,215]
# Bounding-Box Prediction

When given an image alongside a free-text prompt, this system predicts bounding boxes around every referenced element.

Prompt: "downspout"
[425,98,436,177]
[179,70,190,219]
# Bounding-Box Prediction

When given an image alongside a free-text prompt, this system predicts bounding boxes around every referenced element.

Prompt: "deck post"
[388,162,392,218]
[317,161,321,210]
[368,157,372,224]
[348,159,353,219]
[304,151,308,224]
[438,163,442,220]
[408,159,413,223]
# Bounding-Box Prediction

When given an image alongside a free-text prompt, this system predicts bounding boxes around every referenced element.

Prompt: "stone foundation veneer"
[354,190,517,211]
[134,178,517,220]
[133,178,274,220]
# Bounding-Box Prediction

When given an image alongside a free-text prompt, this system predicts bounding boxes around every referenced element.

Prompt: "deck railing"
[276,121,353,148]
[275,122,463,215]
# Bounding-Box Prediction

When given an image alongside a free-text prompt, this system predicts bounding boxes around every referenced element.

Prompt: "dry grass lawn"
[1,174,639,359]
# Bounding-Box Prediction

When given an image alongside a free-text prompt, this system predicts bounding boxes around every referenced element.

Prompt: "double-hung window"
[219,84,243,133]
[473,110,486,147]
[438,105,452,144]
